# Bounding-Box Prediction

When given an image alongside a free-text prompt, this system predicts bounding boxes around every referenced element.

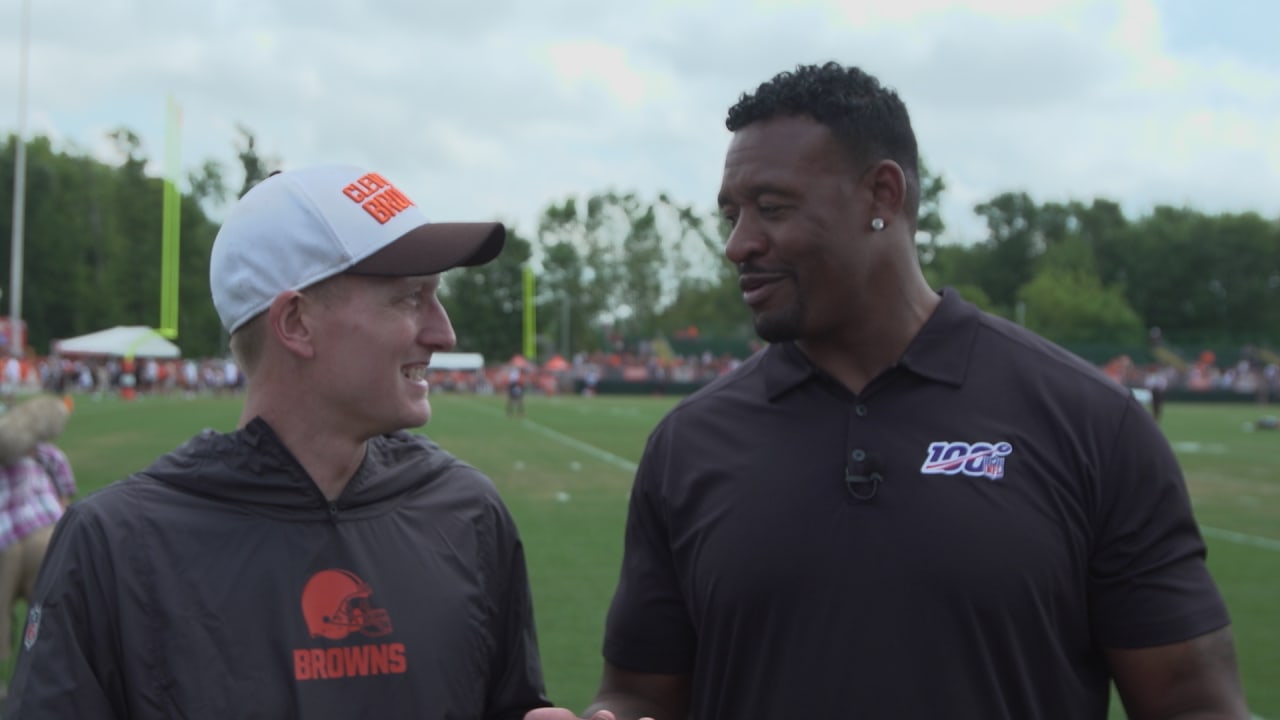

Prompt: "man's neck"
[240,396,367,502]
[799,282,940,395]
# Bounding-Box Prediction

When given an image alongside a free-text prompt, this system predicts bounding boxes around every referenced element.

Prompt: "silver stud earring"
[870,217,885,231]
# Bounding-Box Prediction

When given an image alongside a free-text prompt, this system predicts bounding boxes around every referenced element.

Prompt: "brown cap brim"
[349,222,506,276]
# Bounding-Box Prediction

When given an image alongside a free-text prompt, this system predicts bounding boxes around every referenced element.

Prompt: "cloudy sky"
[2,0,1277,244]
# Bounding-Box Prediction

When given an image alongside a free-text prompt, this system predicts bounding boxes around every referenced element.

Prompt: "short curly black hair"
[726,62,921,222]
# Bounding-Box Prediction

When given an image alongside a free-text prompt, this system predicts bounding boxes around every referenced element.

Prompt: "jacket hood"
[139,417,463,512]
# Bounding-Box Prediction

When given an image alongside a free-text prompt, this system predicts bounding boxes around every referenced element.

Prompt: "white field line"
[518,419,639,473]
[1200,526,1280,553]
[457,399,639,473]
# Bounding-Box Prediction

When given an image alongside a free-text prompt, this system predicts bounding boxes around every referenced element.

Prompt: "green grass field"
[6,393,1278,716]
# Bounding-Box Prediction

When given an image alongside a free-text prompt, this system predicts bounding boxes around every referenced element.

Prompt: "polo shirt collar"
[762,341,819,400]
[897,287,977,387]
[761,287,977,400]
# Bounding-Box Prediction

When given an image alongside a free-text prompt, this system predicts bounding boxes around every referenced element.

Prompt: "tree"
[532,191,717,348]
[657,273,751,340]
[235,126,279,198]
[614,195,666,338]
[1018,237,1144,345]
[439,228,534,361]
[106,130,165,331]
[108,128,146,174]
[0,132,232,356]
[653,202,749,339]
[922,243,1000,314]
[188,159,229,210]
[915,158,947,265]
[535,197,614,354]
[972,192,1041,314]
[1075,199,1128,244]
[1110,208,1280,345]
[4,137,103,344]
[4,130,1276,361]
[538,239,591,356]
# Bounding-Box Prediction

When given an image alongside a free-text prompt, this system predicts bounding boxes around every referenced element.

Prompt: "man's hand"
[525,663,683,720]
[524,708,653,720]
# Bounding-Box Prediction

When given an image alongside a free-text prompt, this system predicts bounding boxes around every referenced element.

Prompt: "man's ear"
[266,291,317,359]
[867,159,907,221]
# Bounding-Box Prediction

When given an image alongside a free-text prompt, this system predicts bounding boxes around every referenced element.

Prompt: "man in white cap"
[4,166,551,719]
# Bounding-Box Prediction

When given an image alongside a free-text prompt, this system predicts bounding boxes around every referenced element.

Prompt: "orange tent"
[544,355,569,372]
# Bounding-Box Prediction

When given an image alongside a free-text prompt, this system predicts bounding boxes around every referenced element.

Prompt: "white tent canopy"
[53,326,182,359]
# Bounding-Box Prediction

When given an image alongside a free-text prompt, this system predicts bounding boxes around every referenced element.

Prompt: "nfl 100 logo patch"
[920,441,1014,480]
[24,603,42,650]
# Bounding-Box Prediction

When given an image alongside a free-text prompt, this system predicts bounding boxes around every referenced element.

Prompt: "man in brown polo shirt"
[530,62,1248,720]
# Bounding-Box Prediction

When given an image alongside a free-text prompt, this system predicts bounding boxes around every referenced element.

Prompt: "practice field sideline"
[3,393,1276,716]
[466,396,1280,557]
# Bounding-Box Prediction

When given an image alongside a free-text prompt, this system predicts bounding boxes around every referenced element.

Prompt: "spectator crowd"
[1,339,1276,406]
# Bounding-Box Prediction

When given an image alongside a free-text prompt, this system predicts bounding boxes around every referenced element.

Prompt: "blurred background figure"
[0,355,22,409]
[1144,370,1169,423]
[0,395,76,706]
[506,365,526,418]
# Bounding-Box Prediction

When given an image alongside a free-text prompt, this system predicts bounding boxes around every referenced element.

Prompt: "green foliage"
[914,157,947,266]
[535,196,618,356]
[234,125,280,198]
[614,195,666,337]
[1019,271,1144,345]
[947,284,995,314]
[439,228,533,361]
[528,191,734,354]
[658,272,751,340]
[1,134,228,356]
[1098,208,1280,345]
[4,130,1277,362]
[970,191,1042,314]
[1017,237,1144,345]
[537,239,597,356]
[930,194,1278,348]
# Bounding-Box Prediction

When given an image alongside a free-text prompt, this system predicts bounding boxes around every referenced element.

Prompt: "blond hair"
[228,314,267,377]
[228,275,351,377]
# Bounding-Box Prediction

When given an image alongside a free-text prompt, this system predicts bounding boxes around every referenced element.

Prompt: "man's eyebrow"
[386,275,438,292]
[719,183,797,207]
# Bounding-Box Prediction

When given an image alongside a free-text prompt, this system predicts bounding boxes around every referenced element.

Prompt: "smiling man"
[529,62,1249,720]
[5,165,552,719]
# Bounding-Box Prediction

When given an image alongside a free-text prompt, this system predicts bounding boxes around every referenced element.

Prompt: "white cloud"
[0,0,1276,246]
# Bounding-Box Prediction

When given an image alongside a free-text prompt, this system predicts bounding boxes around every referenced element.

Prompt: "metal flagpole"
[8,0,32,354]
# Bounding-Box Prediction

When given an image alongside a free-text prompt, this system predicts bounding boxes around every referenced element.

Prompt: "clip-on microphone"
[845,453,883,501]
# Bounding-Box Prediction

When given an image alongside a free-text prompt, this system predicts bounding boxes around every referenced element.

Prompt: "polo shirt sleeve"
[1087,398,1231,649]
[602,420,696,674]
[4,502,125,718]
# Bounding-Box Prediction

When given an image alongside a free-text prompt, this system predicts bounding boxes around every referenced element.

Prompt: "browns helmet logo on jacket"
[294,569,406,682]
[300,569,393,640]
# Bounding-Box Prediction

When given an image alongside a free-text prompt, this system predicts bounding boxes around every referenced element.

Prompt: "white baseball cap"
[210,164,505,333]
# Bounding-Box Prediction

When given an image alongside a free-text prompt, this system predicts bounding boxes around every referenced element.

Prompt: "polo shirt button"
[855,404,868,417]
[851,449,866,461]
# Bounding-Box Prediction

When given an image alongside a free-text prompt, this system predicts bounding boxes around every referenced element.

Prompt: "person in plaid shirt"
[0,395,76,705]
